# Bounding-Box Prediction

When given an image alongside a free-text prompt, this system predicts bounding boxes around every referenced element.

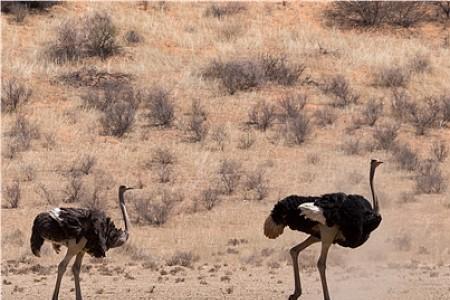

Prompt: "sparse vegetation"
[328,2,427,28]
[210,125,229,151]
[286,113,312,145]
[199,187,220,210]
[124,29,143,44]
[150,147,175,183]
[145,87,175,127]
[101,99,137,137]
[373,122,400,150]
[185,99,208,142]
[237,128,256,150]
[392,143,418,171]
[408,54,431,74]
[204,2,247,19]
[203,55,304,95]
[278,93,307,122]
[406,97,440,135]
[430,140,448,163]
[375,66,410,88]
[322,75,359,107]
[341,138,362,155]
[166,251,198,268]
[415,159,446,194]
[5,114,40,157]
[248,100,276,131]
[2,181,21,208]
[1,78,32,113]
[217,159,241,195]
[313,106,337,127]
[47,11,118,63]
[70,154,97,176]
[243,168,269,200]
[361,98,384,127]
[133,192,177,226]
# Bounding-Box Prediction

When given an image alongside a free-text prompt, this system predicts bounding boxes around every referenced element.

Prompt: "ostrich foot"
[288,292,300,300]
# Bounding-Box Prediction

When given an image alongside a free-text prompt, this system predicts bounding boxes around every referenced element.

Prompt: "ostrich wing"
[298,202,326,225]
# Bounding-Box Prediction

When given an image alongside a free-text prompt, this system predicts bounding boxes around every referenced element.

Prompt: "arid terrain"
[2,2,450,300]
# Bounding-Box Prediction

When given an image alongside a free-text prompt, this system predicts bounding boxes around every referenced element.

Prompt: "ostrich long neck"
[119,190,130,239]
[370,164,380,215]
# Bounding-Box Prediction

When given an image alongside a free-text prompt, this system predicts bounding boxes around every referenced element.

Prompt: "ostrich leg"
[52,239,86,300]
[72,251,85,300]
[288,235,319,300]
[317,226,337,300]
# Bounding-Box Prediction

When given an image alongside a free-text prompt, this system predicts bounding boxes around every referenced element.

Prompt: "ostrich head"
[371,159,383,169]
[118,185,134,203]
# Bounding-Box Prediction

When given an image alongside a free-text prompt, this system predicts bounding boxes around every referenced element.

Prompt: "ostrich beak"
[125,187,135,191]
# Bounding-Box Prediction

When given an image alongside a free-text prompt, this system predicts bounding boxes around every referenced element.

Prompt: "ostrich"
[264,159,383,300]
[30,185,135,300]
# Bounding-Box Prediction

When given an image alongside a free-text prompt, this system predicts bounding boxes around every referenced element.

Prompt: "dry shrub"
[375,66,410,88]
[70,154,97,176]
[415,159,446,194]
[286,113,312,145]
[204,2,246,19]
[217,159,241,195]
[430,140,448,163]
[278,93,307,122]
[166,251,199,268]
[145,87,175,127]
[322,75,359,107]
[124,30,143,44]
[373,122,400,150]
[202,55,304,95]
[313,106,337,127]
[260,54,305,86]
[203,59,263,95]
[185,99,208,142]
[36,183,57,205]
[150,147,175,183]
[101,100,136,137]
[361,98,383,127]
[83,83,140,112]
[391,89,415,121]
[63,176,86,203]
[327,2,426,28]
[341,138,362,155]
[1,78,32,113]
[6,114,40,156]
[440,94,450,125]
[243,168,269,200]
[248,100,276,131]
[83,12,118,59]
[210,125,229,151]
[133,193,176,226]
[199,187,220,210]
[2,181,21,209]
[47,11,118,63]
[237,128,255,150]
[408,54,432,74]
[392,143,418,171]
[406,97,440,135]
[47,19,84,64]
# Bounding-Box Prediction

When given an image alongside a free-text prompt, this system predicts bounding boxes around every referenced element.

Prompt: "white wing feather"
[298,202,326,225]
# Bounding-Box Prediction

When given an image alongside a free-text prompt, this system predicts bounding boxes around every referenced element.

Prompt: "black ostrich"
[30,185,135,300]
[264,159,383,300]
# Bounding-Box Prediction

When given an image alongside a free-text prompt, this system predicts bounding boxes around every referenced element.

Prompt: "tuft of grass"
[286,113,312,145]
[166,251,199,268]
[430,140,448,163]
[145,87,175,127]
[185,99,208,142]
[361,97,383,127]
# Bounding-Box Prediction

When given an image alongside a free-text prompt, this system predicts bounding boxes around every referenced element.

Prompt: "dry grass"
[2,3,450,298]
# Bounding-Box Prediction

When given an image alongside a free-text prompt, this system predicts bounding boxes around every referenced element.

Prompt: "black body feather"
[269,193,382,248]
[30,208,125,258]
